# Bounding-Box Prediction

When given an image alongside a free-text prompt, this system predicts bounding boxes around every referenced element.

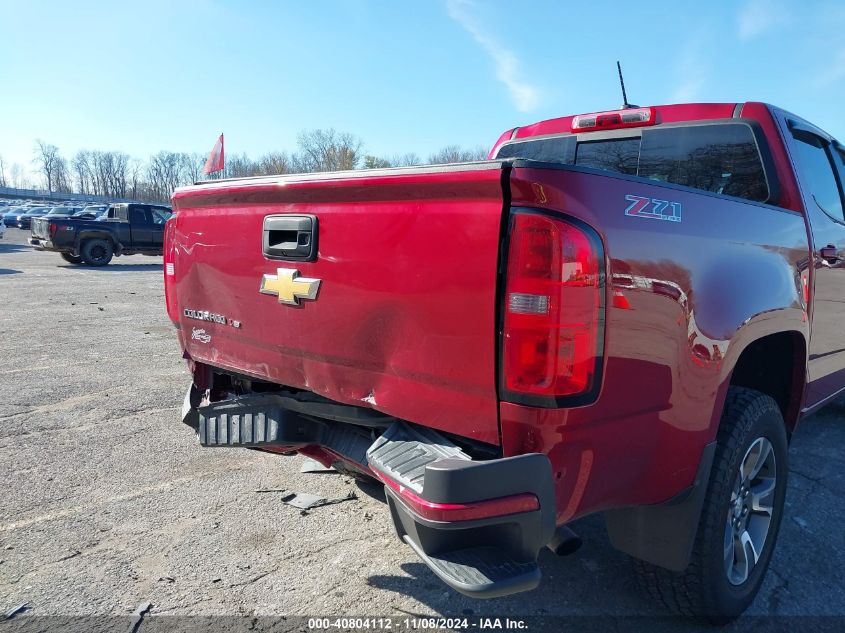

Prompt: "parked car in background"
[2,207,24,226]
[0,218,5,240]
[43,206,83,217]
[10,207,52,230]
[30,203,173,265]
[95,206,122,221]
[74,205,108,219]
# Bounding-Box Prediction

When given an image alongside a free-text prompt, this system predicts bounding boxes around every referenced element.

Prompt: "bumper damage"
[183,387,557,598]
[368,423,556,598]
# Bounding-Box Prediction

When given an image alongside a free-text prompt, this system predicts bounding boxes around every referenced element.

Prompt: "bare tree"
[363,152,421,169]
[427,145,487,164]
[14,129,490,203]
[10,163,23,189]
[72,151,93,194]
[128,158,143,199]
[53,156,72,193]
[294,129,363,172]
[393,152,422,167]
[258,151,293,175]
[186,153,205,184]
[146,151,193,202]
[363,155,392,169]
[0,155,6,187]
[109,152,129,197]
[224,153,261,178]
[34,139,61,192]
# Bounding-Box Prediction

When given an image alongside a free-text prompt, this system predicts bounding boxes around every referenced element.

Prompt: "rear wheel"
[60,252,83,265]
[634,387,788,621]
[80,239,113,266]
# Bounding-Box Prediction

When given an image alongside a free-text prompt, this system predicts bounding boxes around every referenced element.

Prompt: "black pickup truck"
[30,203,172,265]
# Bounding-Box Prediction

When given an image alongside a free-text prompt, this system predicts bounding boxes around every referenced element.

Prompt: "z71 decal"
[624,194,682,223]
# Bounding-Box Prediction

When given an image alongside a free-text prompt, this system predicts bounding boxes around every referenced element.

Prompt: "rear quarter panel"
[502,165,809,523]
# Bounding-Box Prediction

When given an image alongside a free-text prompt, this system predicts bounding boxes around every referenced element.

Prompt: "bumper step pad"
[195,393,373,467]
[198,405,282,446]
[403,539,541,599]
[366,422,469,494]
[370,421,555,599]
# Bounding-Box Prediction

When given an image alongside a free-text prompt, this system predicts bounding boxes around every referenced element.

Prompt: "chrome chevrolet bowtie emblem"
[259,268,321,305]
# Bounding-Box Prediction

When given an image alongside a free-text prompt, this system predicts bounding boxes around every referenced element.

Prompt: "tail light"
[502,211,604,404]
[163,217,179,323]
[49,222,57,238]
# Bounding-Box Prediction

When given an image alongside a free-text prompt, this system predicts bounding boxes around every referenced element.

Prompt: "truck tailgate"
[169,163,508,445]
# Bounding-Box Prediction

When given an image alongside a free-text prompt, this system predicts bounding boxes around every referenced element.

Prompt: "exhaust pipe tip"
[547,525,582,556]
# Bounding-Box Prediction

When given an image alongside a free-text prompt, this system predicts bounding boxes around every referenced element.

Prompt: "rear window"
[497,136,574,163]
[576,138,639,176]
[150,208,172,224]
[495,122,770,203]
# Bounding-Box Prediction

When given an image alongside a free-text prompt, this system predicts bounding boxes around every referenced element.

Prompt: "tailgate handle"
[263,215,317,261]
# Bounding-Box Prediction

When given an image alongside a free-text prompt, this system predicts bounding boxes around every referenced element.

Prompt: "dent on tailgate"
[171,165,508,445]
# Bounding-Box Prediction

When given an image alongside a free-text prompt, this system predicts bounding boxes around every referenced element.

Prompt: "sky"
[2,0,845,184]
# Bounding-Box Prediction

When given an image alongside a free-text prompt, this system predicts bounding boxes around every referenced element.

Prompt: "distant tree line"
[0,131,488,203]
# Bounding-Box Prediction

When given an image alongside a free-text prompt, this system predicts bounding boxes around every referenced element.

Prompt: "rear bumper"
[28,237,73,254]
[373,449,556,598]
[182,386,557,598]
[28,237,54,250]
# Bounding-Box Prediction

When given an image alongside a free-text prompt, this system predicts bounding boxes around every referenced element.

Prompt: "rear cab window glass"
[639,125,768,201]
[496,136,574,163]
[576,138,639,175]
[495,122,771,203]
[150,208,172,224]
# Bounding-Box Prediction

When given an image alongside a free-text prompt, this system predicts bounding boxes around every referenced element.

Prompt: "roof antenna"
[617,61,638,109]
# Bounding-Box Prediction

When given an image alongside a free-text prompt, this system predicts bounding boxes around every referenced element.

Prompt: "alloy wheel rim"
[724,436,777,585]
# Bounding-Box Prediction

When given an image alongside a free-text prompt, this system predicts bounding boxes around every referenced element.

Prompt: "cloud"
[670,33,709,103]
[446,0,539,112]
[815,48,845,87]
[671,75,707,104]
[737,0,788,40]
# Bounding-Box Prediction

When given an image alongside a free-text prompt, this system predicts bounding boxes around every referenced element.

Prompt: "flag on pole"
[203,133,225,174]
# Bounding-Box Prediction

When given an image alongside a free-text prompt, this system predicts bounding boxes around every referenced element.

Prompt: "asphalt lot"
[1,227,844,630]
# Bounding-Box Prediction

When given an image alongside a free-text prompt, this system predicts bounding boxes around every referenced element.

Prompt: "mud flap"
[604,441,717,571]
[181,383,200,431]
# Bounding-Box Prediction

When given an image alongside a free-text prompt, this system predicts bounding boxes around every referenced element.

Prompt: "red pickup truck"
[166,102,845,619]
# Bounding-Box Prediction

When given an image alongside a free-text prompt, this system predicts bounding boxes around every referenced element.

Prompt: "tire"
[634,386,788,621]
[60,252,83,265]
[80,239,114,266]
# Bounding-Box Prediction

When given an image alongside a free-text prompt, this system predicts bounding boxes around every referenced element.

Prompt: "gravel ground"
[1,228,843,631]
